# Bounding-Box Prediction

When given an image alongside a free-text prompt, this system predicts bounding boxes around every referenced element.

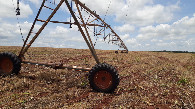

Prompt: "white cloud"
[120,34,130,40]
[115,24,135,33]
[153,40,195,51]
[0,0,33,18]
[17,21,41,35]
[49,26,84,42]
[137,14,195,40]
[127,0,153,7]
[0,23,16,39]
[50,26,69,38]
[126,38,141,47]
[79,0,124,15]
[75,0,180,26]
[133,13,195,51]
[115,0,179,26]
[156,42,176,47]
[145,44,150,46]
[0,20,42,45]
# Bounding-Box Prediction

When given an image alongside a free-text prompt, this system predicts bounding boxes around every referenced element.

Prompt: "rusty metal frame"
[73,0,128,53]
[18,0,128,71]
[64,0,100,64]
[75,0,95,50]
[19,0,46,58]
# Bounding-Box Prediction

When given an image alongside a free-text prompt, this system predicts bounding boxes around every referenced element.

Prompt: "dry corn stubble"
[0,46,194,108]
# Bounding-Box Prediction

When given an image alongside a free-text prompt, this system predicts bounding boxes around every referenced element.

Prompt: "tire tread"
[89,63,120,93]
[0,52,21,76]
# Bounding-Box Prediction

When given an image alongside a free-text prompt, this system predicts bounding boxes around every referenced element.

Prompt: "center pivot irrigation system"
[0,0,128,93]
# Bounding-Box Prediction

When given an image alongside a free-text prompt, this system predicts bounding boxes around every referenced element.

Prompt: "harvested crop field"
[0,46,194,108]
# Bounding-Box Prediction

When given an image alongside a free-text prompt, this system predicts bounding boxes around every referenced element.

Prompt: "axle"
[22,60,91,72]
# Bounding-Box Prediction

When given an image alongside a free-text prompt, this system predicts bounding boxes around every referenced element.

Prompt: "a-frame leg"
[64,0,100,64]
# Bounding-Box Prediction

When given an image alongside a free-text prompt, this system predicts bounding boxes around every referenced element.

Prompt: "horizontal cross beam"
[37,19,105,27]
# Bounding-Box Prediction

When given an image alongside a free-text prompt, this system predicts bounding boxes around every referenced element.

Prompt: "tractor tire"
[89,63,119,93]
[0,52,21,76]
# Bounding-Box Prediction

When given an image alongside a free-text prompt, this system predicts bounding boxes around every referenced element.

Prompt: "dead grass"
[0,46,194,108]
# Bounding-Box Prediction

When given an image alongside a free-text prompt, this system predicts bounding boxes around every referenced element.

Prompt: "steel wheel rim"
[0,57,13,74]
[94,70,112,90]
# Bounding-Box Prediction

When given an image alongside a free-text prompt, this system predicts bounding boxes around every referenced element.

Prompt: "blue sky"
[0,0,194,51]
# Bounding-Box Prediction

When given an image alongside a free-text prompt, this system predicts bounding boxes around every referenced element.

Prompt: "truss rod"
[36,19,105,27]
[20,0,65,57]
[44,5,54,10]
[87,18,98,25]
[37,19,74,24]
[85,24,105,27]
[75,0,95,50]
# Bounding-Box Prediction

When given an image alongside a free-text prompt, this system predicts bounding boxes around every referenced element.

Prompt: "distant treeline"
[152,50,195,54]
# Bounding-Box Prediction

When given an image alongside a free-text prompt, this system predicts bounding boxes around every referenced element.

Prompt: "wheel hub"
[0,57,13,74]
[94,70,112,90]
[102,77,106,81]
